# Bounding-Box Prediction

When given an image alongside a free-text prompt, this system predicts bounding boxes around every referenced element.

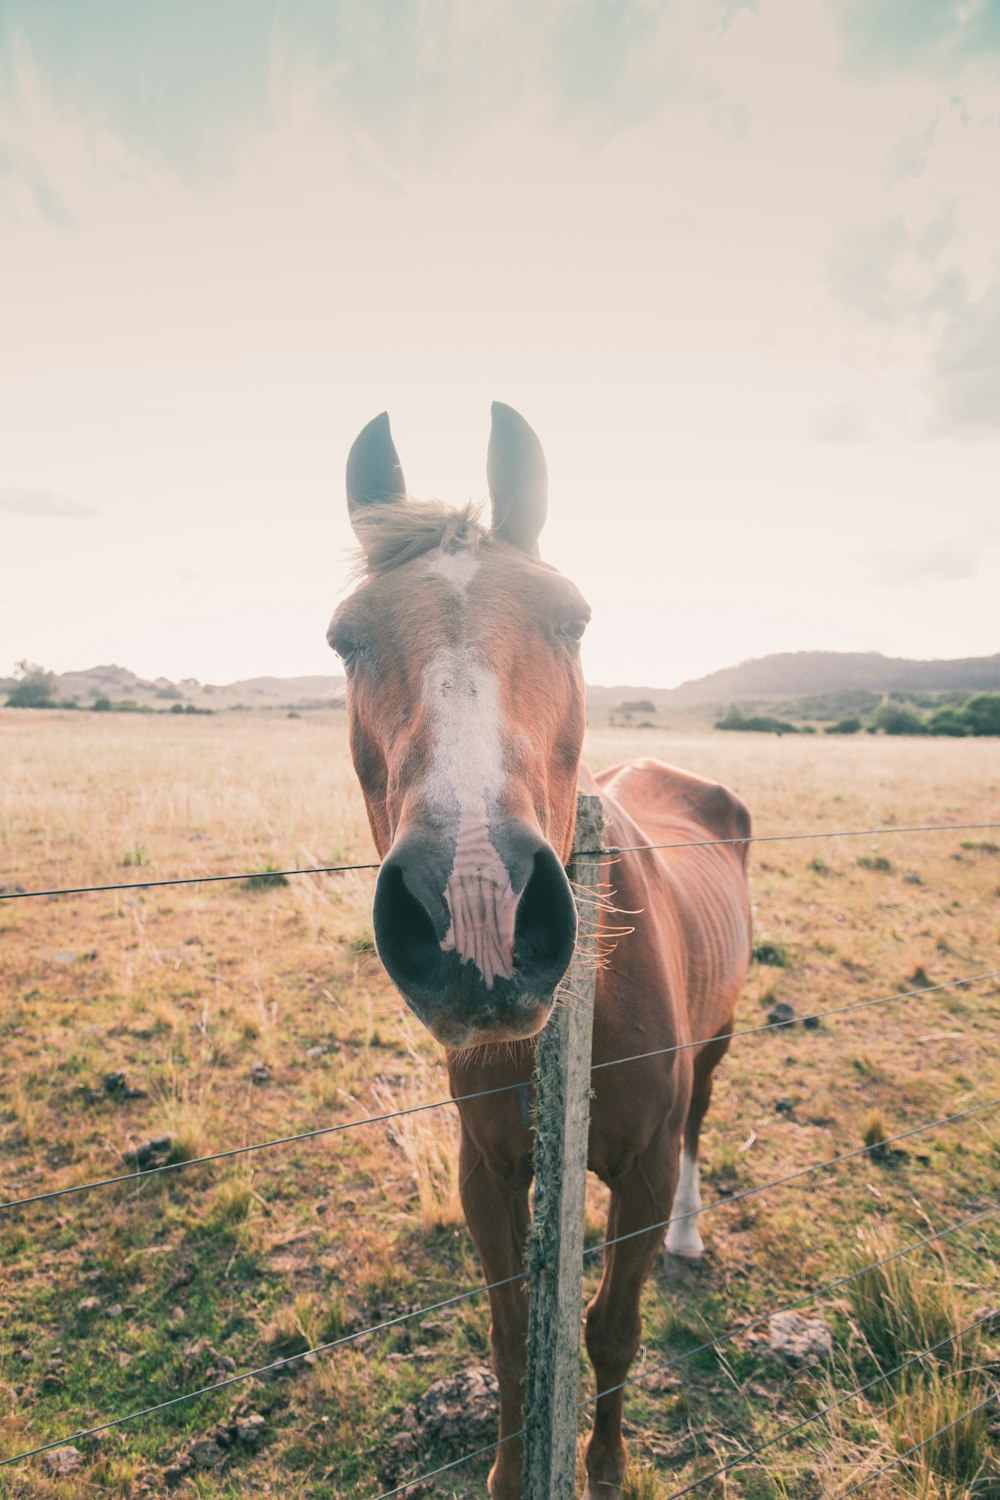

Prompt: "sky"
[1,0,998,691]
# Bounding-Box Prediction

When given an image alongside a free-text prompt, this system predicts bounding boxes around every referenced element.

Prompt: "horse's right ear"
[346,413,407,530]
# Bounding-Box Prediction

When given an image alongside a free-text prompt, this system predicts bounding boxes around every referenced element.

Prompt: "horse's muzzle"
[371,824,577,1048]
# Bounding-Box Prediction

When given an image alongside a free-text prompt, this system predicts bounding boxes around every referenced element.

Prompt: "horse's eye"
[329,630,363,667]
[560,618,589,644]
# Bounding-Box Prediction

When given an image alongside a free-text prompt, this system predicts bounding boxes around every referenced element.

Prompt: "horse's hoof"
[664,1226,705,1260]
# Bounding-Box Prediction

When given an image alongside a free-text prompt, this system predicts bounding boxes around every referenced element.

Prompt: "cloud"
[830,0,1000,77]
[811,402,873,441]
[929,283,1000,432]
[828,196,1000,432]
[827,206,964,328]
[0,485,98,518]
[871,536,987,586]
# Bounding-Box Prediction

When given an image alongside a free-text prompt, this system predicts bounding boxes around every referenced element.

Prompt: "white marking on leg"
[665,1148,705,1259]
[422,629,515,988]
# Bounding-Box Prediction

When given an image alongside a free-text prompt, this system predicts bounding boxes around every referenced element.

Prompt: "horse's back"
[593,757,752,1045]
[594,757,750,864]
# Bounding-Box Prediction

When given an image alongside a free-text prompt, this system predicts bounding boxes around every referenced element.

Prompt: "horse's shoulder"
[595,757,751,847]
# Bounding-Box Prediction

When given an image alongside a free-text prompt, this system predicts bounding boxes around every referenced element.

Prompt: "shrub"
[825,717,862,735]
[961,692,1000,736]
[927,707,969,736]
[6,661,56,708]
[716,706,799,735]
[860,1108,890,1160]
[858,854,892,872]
[92,697,113,712]
[752,938,789,967]
[872,704,927,736]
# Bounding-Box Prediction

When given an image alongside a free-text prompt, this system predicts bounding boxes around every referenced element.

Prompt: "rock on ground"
[42,1448,84,1476]
[753,1310,833,1367]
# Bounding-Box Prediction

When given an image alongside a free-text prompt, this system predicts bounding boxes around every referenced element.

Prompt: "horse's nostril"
[514,846,577,989]
[373,861,443,996]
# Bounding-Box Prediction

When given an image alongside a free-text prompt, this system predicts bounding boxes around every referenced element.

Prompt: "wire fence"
[2,814,998,1494]
[3,967,996,1218]
[663,1310,999,1499]
[839,1393,999,1497]
[2,819,999,903]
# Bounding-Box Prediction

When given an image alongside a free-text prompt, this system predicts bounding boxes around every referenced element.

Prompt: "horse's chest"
[586,1049,691,1181]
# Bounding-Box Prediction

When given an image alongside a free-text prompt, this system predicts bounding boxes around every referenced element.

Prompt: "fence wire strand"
[584,1202,999,1409]
[0,1271,528,1470]
[4,820,999,903]
[0,860,381,902]
[661,1310,998,1498]
[4,810,999,1487]
[839,1392,998,1497]
[585,820,1000,859]
[591,969,1000,1075]
[585,1099,999,1260]
[371,1426,526,1499]
[4,967,993,1217]
[0,1078,528,1214]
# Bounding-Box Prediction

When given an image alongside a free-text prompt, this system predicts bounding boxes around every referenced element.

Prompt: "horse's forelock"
[350,499,489,578]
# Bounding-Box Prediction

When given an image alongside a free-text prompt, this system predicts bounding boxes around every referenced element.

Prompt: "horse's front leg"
[583,1122,682,1499]
[458,1119,532,1500]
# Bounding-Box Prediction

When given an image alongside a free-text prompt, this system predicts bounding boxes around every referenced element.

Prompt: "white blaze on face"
[422,552,516,988]
[427,549,481,592]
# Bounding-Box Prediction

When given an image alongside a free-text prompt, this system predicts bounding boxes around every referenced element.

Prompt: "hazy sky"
[1,0,998,690]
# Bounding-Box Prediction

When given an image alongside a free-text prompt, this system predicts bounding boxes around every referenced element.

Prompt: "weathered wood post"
[523,793,603,1500]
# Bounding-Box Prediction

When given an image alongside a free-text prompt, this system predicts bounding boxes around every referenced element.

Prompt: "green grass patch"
[752,938,790,966]
[242,864,290,890]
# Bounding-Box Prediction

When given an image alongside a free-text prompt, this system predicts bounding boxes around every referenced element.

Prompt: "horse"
[328,403,752,1500]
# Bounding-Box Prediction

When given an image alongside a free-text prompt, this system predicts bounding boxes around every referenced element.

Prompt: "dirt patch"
[382,1365,499,1490]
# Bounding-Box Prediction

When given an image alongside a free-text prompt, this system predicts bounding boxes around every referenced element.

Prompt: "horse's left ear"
[487,401,548,557]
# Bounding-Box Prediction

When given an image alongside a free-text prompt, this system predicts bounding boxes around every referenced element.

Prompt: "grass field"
[1,712,998,1499]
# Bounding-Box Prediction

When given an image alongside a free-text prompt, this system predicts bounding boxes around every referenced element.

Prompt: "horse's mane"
[351,499,489,577]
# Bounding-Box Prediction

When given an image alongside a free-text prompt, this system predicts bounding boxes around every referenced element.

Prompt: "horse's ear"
[346,412,407,527]
[487,401,548,557]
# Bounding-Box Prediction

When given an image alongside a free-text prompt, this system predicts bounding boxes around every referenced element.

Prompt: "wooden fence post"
[523,792,603,1500]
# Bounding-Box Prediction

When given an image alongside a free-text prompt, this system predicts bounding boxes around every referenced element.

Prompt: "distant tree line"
[3,663,213,714]
[716,693,1000,737]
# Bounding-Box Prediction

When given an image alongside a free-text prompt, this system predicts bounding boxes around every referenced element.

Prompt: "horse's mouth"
[391,955,558,1050]
[421,998,555,1051]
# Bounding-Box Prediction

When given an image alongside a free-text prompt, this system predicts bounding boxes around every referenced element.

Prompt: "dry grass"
[371,1061,464,1232]
[0,712,998,1497]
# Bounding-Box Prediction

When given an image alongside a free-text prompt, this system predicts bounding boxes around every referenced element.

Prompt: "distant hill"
[662,651,1000,706]
[587,651,1000,721]
[3,650,997,719]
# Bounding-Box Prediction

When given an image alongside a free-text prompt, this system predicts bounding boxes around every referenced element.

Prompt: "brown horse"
[329,404,752,1499]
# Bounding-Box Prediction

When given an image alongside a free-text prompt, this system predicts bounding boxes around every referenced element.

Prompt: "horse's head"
[329,403,590,1050]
